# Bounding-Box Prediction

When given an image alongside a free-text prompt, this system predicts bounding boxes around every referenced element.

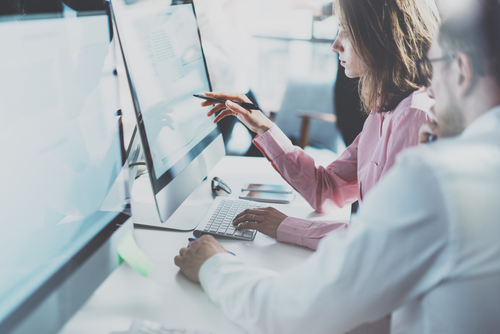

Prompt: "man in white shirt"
[174,1,500,333]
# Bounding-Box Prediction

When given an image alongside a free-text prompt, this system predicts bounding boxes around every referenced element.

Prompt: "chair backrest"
[274,77,340,152]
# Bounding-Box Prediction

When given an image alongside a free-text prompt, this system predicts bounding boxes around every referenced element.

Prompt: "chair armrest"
[295,110,337,123]
[295,110,337,149]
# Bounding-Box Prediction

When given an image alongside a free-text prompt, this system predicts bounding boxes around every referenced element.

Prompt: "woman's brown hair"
[335,0,440,113]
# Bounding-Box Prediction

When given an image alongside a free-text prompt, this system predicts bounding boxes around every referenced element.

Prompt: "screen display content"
[114,1,217,193]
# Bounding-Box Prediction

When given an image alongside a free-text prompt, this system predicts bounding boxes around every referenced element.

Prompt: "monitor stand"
[130,134,225,231]
[130,172,214,231]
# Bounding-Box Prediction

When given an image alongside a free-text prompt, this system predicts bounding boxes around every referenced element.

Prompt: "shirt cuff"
[253,125,295,160]
[276,217,314,246]
[199,253,242,291]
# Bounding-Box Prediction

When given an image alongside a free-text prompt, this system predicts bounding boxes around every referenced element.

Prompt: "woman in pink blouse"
[203,0,440,250]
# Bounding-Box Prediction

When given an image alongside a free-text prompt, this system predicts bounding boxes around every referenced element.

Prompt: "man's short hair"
[438,0,500,85]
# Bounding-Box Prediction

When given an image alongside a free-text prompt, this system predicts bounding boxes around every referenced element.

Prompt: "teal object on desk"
[118,232,153,277]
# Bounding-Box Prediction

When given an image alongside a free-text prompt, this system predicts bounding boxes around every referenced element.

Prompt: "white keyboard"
[124,319,212,334]
[193,197,264,240]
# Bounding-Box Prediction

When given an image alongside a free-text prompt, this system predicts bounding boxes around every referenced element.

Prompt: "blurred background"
[187,0,363,163]
[1,0,368,164]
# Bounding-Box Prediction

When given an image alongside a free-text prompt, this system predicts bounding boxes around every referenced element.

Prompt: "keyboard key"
[194,199,261,240]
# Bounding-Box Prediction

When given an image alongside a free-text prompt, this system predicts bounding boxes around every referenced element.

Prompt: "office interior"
[0,0,379,333]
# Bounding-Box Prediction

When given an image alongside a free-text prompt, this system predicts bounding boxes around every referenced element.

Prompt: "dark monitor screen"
[0,11,130,333]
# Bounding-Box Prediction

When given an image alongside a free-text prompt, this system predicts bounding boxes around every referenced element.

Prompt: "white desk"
[58,156,350,334]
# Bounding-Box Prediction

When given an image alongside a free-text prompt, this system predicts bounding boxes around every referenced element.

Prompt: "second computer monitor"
[0,10,132,334]
[113,0,225,230]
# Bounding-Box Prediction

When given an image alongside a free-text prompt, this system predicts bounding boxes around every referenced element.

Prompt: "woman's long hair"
[335,0,440,113]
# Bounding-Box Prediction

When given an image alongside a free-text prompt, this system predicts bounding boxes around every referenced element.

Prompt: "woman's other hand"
[203,92,274,135]
[232,207,288,239]
[419,121,439,144]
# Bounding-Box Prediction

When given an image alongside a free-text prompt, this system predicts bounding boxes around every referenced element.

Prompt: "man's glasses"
[414,54,456,87]
[211,177,231,196]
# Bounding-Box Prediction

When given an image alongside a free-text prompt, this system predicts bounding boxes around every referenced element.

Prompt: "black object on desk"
[211,176,231,197]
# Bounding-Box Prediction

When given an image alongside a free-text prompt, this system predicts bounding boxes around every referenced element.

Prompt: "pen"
[188,237,236,256]
[193,94,260,110]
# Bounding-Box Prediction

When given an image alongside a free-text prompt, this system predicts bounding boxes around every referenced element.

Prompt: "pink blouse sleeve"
[253,125,359,211]
[384,108,431,176]
[276,217,348,250]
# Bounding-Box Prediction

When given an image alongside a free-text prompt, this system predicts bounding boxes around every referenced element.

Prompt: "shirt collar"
[461,105,500,139]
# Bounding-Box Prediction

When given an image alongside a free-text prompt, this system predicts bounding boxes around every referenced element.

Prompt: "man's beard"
[437,86,466,138]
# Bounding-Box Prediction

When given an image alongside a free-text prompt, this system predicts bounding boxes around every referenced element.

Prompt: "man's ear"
[455,52,475,98]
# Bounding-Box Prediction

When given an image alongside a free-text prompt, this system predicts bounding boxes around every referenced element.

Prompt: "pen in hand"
[193,94,260,111]
[188,238,236,256]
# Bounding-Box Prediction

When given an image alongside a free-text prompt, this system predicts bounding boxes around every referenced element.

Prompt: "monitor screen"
[113,0,220,196]
[0,11,129,333]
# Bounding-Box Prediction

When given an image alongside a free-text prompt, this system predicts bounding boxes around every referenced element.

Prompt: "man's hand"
[232,207,288,239]
[419,121,439,144]
[174,235,227,283]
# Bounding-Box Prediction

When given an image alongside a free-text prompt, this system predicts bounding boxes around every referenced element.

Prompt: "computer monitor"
[112,0,225,230]
[0,11,132,334]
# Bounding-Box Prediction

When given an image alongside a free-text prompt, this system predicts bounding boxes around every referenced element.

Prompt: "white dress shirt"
[199,106,500,334]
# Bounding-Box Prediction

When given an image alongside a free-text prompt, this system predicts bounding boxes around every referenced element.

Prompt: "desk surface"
[59,156,350,334]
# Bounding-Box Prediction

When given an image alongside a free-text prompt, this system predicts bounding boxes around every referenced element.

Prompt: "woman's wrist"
[256,121,273,135]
